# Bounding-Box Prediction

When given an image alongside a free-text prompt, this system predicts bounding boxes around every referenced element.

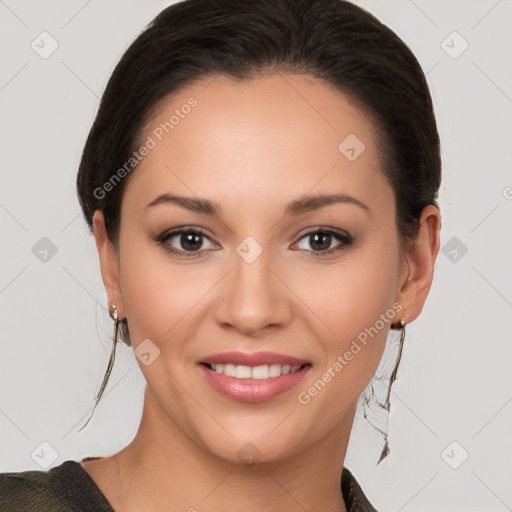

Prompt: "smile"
[197,351,312,402]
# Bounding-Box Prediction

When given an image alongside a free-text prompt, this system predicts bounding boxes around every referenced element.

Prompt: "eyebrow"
[145,192,371,216]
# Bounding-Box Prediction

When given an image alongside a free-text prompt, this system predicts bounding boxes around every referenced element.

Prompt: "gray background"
[1,1,511,511]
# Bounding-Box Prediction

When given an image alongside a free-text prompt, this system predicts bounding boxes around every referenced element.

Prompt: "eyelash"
[155,226,354,258]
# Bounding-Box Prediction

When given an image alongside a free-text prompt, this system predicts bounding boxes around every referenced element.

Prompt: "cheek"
[117,233,198,345]
[299,248,399,342]
[297,237,401,381]
[294,260,401,425]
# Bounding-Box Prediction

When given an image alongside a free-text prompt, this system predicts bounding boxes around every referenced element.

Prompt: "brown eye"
[175,231,203,251]
[295,229,353,254]
[156,228,217,257]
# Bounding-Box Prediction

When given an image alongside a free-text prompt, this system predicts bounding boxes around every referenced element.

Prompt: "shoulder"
[0,460,114,512]
[341,467,380,512]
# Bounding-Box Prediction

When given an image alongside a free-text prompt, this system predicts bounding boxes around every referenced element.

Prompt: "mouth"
[197,353,312,403]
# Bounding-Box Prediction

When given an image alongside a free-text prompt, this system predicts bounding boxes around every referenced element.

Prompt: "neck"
[108,388,354,512]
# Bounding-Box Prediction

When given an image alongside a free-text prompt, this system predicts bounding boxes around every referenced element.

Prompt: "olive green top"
[0,458,378,511]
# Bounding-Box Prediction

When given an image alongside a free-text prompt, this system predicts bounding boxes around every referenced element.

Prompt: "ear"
[394,204,441,326]
[92,210,126,319]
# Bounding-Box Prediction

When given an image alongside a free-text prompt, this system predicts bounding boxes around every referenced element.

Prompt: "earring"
[78,302,120,431]
[95,302,120,402]
[384,318,405,407]
[376,318,406,465]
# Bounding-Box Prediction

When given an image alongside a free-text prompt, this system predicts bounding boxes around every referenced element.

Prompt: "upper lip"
[200,351,310,367]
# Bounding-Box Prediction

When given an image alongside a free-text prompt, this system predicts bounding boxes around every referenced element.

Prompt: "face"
[94,73,437,464]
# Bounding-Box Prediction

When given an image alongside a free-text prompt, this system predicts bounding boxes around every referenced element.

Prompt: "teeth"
[235,365,252,378]
[209,363,303,379]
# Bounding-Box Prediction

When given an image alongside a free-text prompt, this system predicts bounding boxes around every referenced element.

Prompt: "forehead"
[123,73,391,217]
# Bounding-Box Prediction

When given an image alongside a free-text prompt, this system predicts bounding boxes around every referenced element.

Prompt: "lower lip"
[199,363,311,403]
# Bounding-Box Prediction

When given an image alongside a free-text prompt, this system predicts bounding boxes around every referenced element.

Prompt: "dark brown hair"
[76,0,441,460]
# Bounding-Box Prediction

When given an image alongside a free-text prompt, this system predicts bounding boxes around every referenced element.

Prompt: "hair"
[76,0,442,460]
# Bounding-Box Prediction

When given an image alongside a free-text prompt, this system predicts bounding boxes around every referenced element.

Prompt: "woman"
[0,0,441,510]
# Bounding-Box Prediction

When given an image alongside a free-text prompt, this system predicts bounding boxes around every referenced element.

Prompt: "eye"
[156,227,218,257]
[293,228,353,254]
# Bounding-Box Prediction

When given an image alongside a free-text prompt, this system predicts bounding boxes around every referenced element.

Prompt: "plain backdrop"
[1,1,511,511]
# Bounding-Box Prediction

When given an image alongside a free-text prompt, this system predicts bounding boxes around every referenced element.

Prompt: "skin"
[82,73,440,512]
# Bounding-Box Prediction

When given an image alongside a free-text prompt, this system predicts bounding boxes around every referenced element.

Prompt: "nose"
[214,246,293,336]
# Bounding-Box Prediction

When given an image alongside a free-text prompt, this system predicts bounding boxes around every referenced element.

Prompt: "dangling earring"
[376,318,406,465]
[93,302,120,403]
[78,302,120,431]
[383,318,406,408]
